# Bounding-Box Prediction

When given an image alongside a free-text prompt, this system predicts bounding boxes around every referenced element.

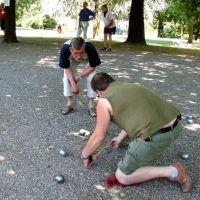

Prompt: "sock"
[171,166,178,178]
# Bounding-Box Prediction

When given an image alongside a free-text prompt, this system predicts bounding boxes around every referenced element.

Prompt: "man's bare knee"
[115,168,129,185]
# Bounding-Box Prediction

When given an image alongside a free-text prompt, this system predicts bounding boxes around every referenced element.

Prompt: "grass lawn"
[1,32,200,59]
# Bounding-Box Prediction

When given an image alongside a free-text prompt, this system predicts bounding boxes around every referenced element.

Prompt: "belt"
[144,115,181,142]
[81,20,89,22]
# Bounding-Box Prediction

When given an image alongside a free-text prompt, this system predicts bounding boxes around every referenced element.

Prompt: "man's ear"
[69,47,72,53]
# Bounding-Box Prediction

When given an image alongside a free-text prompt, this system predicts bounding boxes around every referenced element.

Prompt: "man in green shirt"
[81,72,192,192]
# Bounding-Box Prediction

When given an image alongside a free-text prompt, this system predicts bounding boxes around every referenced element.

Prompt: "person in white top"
[100,5,116,51]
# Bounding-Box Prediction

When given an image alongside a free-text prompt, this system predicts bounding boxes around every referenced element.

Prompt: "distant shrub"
[30,21,43,29]
[16,21,23,27]
[42,15,57,29]
[160,23,181,38]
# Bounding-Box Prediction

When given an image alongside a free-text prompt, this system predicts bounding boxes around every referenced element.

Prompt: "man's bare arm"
[75,66,96,83]
[82,98,111,158]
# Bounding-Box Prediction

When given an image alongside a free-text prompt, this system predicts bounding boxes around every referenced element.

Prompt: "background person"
[57,24,62,34]
[0,2,5,36]
[59,37,101,116]
[81,72,192,193]
[76,2,95,39]
[100,5,116,51]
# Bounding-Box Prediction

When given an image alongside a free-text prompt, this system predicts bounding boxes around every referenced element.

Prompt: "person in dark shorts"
[81,72,192,193]
[0,2,5,35]
[100,5,116,51]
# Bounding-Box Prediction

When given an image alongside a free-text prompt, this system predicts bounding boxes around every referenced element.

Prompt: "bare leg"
[115,166,173,185]
[108,34,112,48]
[104,34,107,47]
[67,96,73,106]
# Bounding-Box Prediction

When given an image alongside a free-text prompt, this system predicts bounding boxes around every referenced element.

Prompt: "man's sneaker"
[171,162,192,192]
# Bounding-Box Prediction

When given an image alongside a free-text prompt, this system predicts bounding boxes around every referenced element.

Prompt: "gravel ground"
[0,37,200,200]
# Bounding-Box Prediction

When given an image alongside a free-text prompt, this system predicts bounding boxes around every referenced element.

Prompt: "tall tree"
[166,0,200,43]
[3,0,17,43]
[125,0,146,45]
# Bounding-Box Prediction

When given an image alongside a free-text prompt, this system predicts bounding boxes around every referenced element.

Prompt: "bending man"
[81,72,192,192]
[59,37,101,116]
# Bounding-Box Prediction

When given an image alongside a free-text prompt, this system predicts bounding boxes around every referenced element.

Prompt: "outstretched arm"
[81,98,112,168]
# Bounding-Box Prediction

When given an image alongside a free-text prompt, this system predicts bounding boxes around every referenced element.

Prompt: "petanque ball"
[188,115,193,119]
[187,118,194,124]
[59,149,67,157]
[181,153,189,160]
[55,175,65,183]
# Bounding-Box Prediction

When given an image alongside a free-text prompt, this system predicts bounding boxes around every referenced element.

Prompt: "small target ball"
[181,153,189,160]
[187,119,194,124]
[94,155,99,159]
[79,129,86,136]
[59,149,67,157]
[55,175,65,183]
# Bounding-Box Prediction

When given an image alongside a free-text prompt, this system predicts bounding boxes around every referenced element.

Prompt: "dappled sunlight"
[7,170,15,175]
[95,184,106,190]
[36,56,58,68]
[184,123,200,132]
[0,156,6,161]
[187,100,196,104]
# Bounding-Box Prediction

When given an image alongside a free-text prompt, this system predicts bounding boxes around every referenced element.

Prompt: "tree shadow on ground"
[0,38,199,199]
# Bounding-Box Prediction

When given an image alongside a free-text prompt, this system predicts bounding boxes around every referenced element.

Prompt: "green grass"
[1,34,200,59]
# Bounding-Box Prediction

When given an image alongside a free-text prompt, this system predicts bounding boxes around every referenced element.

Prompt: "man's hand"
[71,84,81,94]
[82,156,93,169]
[74,76,80,84]
[111,137,120,149]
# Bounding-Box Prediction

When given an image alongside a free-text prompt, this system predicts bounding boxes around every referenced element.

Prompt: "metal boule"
[187,118,194,124]
[187,115,193,119]
[55,175,65,183]
[59,149,67,157]
[181,153,189,160]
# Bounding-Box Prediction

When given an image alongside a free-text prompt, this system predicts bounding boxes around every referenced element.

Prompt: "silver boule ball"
[188,115,193,119]
[78,129,86,136]
[187,118,194,124]
[55,175,65,183]
[59,149,67,157]
[181,153,189,160]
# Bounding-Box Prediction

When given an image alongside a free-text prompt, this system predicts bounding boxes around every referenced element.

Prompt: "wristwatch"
[80,154,89,160]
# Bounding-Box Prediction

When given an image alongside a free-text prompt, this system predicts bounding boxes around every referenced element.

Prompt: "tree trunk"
[195,23,200,41]
[125,0,146,45]
[157,19,163,37]
[187,25,193,43]
[180,24,184,38]
[93,1,100,39]
[3,0,17,43]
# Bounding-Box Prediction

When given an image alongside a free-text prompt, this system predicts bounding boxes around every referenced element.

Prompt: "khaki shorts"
[118,119,182,175]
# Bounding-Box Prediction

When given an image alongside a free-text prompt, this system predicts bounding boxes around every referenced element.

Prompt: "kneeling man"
[81,72,192,192]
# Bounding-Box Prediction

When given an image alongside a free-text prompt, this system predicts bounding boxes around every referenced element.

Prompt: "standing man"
[76,2,95,39]
[100,5,116,51]
[81,72,192,193]
[0,2,5,36]
[59,37,101,116]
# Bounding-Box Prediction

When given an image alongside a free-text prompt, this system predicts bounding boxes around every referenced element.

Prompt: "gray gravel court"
[0,38,200,200]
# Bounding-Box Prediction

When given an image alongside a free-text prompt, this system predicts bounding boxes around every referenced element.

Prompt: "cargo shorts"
[118,119,182,175]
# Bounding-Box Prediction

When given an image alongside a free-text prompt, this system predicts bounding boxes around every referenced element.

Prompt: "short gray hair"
[70,37,86,50]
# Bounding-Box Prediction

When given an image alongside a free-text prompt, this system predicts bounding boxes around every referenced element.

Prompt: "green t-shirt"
[101,81,181,139]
